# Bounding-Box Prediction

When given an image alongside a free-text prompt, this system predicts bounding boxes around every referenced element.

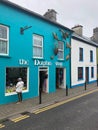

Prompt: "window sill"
[0,55,11,58]
[5,90,29,96]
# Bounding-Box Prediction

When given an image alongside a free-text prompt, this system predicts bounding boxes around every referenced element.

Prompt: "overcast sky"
[9,0,98,37]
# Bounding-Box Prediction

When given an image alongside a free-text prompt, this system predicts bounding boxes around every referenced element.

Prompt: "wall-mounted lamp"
[20,26,32,34]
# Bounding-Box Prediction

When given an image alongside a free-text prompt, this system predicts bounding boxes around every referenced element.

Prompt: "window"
[79,48,83,61]
[0,25,9,55]
[58,41,64,60]
[6,67,28,95]
[91,67,94,78]
[33,34,43,58]
[78,67,83,80]
[90,50,93,62]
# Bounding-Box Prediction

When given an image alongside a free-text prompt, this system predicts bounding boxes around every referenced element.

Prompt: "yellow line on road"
[0,124,5,128]
[33,89,98,114]
[11,115,30,123]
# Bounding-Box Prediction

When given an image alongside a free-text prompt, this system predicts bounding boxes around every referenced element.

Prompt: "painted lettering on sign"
[55,62,63,66]
[19,59,29,65]
[34,60,52,66]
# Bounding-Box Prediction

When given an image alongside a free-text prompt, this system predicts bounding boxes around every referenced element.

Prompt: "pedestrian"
[16,78,24,104]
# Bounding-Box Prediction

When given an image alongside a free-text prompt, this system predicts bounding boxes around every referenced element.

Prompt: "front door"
[56,68,65,89]
[39,67,48,93]
[85,67,89,83]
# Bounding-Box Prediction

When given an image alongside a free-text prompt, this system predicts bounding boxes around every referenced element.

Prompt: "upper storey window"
[0,25,9,55]
[33,34,43,58]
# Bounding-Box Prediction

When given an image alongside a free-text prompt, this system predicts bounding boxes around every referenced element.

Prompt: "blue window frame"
[78,67,83,80]
[91,67,94,78]
[90,50,93,62]
[79,48,83,61]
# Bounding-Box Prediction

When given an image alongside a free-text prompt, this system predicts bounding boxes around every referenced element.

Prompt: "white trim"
[33,34,43,58]
[0,25,9,55]
[58,41,64,60]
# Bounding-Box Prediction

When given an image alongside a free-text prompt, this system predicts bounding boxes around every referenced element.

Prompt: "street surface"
[1,91,98,130]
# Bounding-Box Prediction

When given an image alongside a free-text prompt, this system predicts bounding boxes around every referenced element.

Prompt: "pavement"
[0,83,98,122]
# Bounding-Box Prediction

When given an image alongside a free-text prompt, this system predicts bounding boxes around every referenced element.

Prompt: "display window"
[6,67,28,95]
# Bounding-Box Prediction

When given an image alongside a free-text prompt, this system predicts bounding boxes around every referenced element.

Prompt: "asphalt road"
[1,91,98,130]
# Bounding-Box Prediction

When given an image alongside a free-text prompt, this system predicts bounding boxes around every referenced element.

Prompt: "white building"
[71,25,97,87]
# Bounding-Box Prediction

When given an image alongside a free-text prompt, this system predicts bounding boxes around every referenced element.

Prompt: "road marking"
[0,124,5,128]
[11,115,30,123]
[33,89,98,114]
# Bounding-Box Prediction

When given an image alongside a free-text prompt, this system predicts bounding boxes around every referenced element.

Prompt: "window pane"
[33,34,43,58]
[0,40,7,54]
[58,42,63,49]
[6,67,28,94]
[34,35,42,46]
[33,46,42,57]
[78,67,83,80]
[79,48,83,61]
[0,26,7,39]
[58,51,63,59]
[91,67,94,78]
[58,41,64,60]
[90,50,93,62]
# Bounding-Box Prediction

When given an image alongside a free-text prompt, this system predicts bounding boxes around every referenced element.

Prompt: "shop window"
[78,67,83,80]
[58,41,64,60]
[91,67,94,78]
[90,50,93,62]
[6,67,28,95]
[33,34,43,58]
[0,25,9,55]
[79,48,83,61]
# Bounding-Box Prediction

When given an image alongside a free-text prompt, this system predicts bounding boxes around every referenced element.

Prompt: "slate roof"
[72,33,98,47]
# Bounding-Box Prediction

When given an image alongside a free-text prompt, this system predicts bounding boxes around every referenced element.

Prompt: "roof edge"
[1,0,73,33]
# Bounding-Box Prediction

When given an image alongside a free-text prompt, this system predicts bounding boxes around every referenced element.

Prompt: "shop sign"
[34,60,52,66]
[55,62,63,66]
[19,59,29,65]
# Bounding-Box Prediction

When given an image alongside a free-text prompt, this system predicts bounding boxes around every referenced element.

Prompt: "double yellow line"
[0,124,5,129]
[11,115,30,123]
[33,89,98,114]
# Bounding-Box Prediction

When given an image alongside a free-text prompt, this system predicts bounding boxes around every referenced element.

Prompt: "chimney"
[44,9,57,22]
[91,27,98,43]
[72,25,83,36]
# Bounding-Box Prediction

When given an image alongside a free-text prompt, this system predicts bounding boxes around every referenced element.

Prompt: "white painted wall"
[71,38,97,86]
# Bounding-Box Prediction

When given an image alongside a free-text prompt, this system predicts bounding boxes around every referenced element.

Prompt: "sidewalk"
[0,83,98,121]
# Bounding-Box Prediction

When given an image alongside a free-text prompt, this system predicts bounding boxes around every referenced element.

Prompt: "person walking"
[16,78,24,104]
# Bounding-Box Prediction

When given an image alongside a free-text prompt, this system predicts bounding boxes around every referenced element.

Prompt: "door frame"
[38,66,49,94]
[56,67,66,89]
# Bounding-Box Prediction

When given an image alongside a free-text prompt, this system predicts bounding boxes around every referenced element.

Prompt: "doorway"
[39,67,48,93]
[56,68,66,89]
[85,67,89,83]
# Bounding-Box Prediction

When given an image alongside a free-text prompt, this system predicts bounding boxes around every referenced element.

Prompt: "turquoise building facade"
[0,1,72,104]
